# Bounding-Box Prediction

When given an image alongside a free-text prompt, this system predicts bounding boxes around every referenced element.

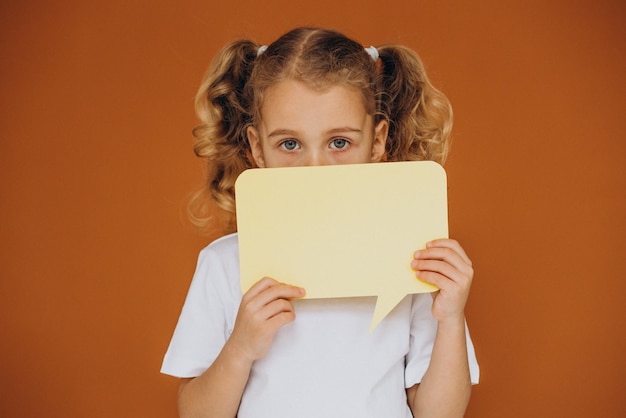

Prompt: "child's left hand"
[411,239,473,324]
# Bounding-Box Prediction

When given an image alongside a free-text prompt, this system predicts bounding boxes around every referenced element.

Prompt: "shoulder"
[190,233,241,298]
[192,233,240,281]
[199,233,239,261]
[206,232,239,250]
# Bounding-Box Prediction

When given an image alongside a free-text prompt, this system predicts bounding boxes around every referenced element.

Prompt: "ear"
[371,119,389,162]
[247,126,266,168]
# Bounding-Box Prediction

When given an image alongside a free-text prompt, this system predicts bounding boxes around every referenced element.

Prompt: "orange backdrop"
[1,0,624,417]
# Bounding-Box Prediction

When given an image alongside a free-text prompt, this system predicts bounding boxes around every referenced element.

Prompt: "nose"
[304,151,329,166]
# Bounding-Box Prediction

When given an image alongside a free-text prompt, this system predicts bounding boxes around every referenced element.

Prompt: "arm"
[406,239,473,418]
[177,277,305,418]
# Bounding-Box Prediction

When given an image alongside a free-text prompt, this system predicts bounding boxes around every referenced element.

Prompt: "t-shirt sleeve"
[160,241,240,378]
[404,294,480,388]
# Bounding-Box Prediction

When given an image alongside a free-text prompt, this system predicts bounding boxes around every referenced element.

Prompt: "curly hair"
[189,27,452,233]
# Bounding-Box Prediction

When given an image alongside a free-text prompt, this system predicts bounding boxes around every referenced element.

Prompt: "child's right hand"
[228,277,305,364]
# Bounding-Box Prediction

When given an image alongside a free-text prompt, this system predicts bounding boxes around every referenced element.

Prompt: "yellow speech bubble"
[235,161,448,331]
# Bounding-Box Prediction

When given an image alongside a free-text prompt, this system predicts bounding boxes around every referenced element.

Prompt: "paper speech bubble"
[235,161,448,331]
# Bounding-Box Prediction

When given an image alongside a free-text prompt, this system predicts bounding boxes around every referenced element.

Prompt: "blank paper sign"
[236,161,448,330]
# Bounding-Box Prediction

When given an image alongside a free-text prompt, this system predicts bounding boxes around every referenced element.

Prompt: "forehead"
[260,79,370,129]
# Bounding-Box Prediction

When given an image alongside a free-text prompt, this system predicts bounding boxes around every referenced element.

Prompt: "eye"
[279,139,300,151]
[330,138,349,150]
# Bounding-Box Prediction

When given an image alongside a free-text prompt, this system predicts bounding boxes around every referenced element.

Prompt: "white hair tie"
[257,45,268,57]
[364,46,379,61]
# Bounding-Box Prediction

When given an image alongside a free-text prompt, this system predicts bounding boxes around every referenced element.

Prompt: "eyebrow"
[267,127,363,138]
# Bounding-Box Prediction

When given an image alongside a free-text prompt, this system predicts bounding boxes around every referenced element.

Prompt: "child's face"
[247,79,388,168]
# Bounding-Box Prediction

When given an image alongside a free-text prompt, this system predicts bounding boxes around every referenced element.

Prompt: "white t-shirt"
[162,233,479,417]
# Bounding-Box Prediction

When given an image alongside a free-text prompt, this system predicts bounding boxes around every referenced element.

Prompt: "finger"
[253,300,297,338]
[412,259,461,282]
[415,269,448,290]
[246,282,306,313]
[413,247,473,277]
[259,298,296,321]
[244,277,305,303]
[425,239,472,266]
[425,239,471,265]
[265,310,297,331]
[259,282,306,303]
[244,276,280,301]
[416,270,465,292]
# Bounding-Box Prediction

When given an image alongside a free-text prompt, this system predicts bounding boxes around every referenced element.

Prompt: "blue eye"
[280,140,300,151]
[330,138,349,149]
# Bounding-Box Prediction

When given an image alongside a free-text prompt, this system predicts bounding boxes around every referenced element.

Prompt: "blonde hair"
[189,27,452,233]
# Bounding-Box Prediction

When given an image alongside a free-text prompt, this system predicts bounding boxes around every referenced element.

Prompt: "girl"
[162,27,479,418]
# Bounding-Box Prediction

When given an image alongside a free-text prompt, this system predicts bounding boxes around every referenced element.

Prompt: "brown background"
[1,0,624,417]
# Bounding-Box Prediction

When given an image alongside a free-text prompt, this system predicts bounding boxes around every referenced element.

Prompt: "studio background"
[1,0,624,416]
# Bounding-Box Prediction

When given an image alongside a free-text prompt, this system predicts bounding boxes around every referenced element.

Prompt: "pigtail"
[188,40,259,233]
[377,45,452,164]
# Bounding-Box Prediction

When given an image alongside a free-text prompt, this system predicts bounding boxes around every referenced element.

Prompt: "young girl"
[162,27,479,418]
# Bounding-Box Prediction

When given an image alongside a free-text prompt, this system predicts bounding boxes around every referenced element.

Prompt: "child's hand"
[228,277,305,364]
[411,239,473,324]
